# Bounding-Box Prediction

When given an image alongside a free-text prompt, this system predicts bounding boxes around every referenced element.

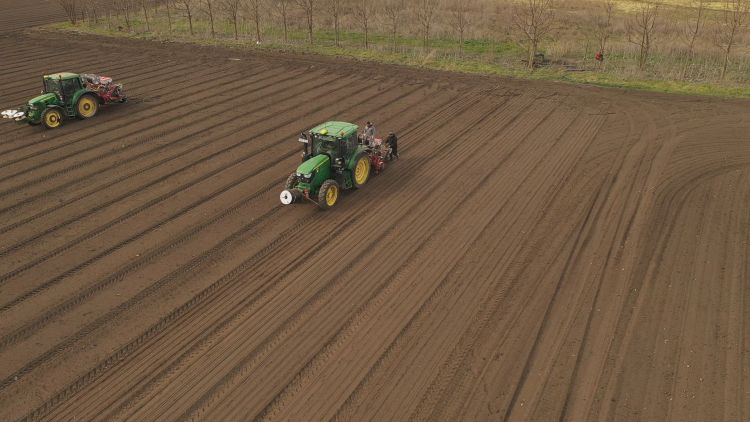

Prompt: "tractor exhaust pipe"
[280,189,303,205]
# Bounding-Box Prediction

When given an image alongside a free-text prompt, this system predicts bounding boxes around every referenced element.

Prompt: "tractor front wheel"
[76,94,99,119]
[352,154,371,189]
[42,108,63,129]
[317,179,340,210]
[285,173,299,189]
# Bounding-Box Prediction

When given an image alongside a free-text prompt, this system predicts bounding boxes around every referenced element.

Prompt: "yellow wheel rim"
[78,96,97,118]
[45,110,61,128]
[325,185,338,206]
[354,157,370,185]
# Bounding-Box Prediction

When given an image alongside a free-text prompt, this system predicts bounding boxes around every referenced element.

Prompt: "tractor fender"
[346,150,369,172]
[70,89,90,108]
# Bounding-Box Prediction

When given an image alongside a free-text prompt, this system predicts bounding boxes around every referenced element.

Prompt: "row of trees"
[57,0,749,76]
[611,0,749,78]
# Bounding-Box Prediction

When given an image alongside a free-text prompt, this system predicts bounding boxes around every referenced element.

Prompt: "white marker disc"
[280,190,294,205]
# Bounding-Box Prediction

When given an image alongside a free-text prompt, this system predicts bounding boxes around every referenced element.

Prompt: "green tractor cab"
[280,121,383,210]
[1,72,126,129]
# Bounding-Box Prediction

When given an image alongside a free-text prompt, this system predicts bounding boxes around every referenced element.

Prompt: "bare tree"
[246,0,263,42]
[415,0,440,49]
[593,0,615,59]
[626,1,659,70]
[683,0,708,59]
[165,0,174,32]
[83,3,99,25]
[175,0,196,35]
[326,0,344,46]
[116,0,134,30]
[272,0,292,43]
[106,3,113,30]
[678,0,707,78]
[512,0,555,70]
[382,0,402,52]
[57,0,79,24]
[713,0,750,79]
[448,0,471,54]
[204,0,217,37]
[296,0,316,44]
[141,0,151,31]
[353,0,375,48]
[222,0,242,40]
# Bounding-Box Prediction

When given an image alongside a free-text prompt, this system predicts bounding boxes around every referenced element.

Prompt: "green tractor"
[1,72,126,129]
[280,121,389,210]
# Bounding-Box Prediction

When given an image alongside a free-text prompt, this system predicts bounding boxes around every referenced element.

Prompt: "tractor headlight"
[296,172,313,181]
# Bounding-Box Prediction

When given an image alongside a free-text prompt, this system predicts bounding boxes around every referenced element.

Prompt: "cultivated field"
[1,1,749,421]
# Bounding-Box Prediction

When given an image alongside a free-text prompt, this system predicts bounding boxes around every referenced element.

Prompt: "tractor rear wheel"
[76,94,99,119]
[42,108,63,129]
[352,154,371,189]
[285,173,299,189]
[317,179,340,210]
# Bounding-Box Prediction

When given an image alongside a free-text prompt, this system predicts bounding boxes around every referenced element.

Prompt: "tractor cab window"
[60,78,80,100]
[43,79,61,94]
[340,135,355,156]
[314,135,338,156]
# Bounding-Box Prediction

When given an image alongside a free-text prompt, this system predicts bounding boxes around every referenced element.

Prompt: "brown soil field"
[1,3,749,421]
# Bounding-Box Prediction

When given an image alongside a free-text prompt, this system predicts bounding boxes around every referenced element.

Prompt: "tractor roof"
[310,121,358,139]
[43,72,79,80]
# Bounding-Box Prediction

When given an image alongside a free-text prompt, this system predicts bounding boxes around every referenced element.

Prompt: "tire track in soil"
[20,91,486,420]
[256,93,566,421]
[0,65,279,217]
[0,62,266,169]
[327,97,588,422]
[0,67,337,262]
[0,59,232,147]
[0,66,259,230]
[0,57,191,105]
[169,95,527,421]
[335,115,602,422]
[0,64,292,186]
[0,81,446,400]
[0,75,395,338]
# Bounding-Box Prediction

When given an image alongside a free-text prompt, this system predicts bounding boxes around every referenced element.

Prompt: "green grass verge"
[44,21,750,99]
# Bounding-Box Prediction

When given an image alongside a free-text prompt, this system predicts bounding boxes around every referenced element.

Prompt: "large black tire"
[317,179,340,210]
[352,154,371,189]
[76,93,99,119]
[42,108,63,129]
[285,173,299,189]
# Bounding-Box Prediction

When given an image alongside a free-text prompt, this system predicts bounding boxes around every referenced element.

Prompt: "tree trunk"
[255,11,261,42]
[142,1,150,31]
[528,42,536,70]
[187,8,194,35]
[364,21,368,48]
[123,5,131,30]
[459,28,464,54]
[722,43,732,80]
[283,15,288,43]
[207,1,215,38]
[166,1,172,32]
[307,12,313,44]
[334,16,339,46]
